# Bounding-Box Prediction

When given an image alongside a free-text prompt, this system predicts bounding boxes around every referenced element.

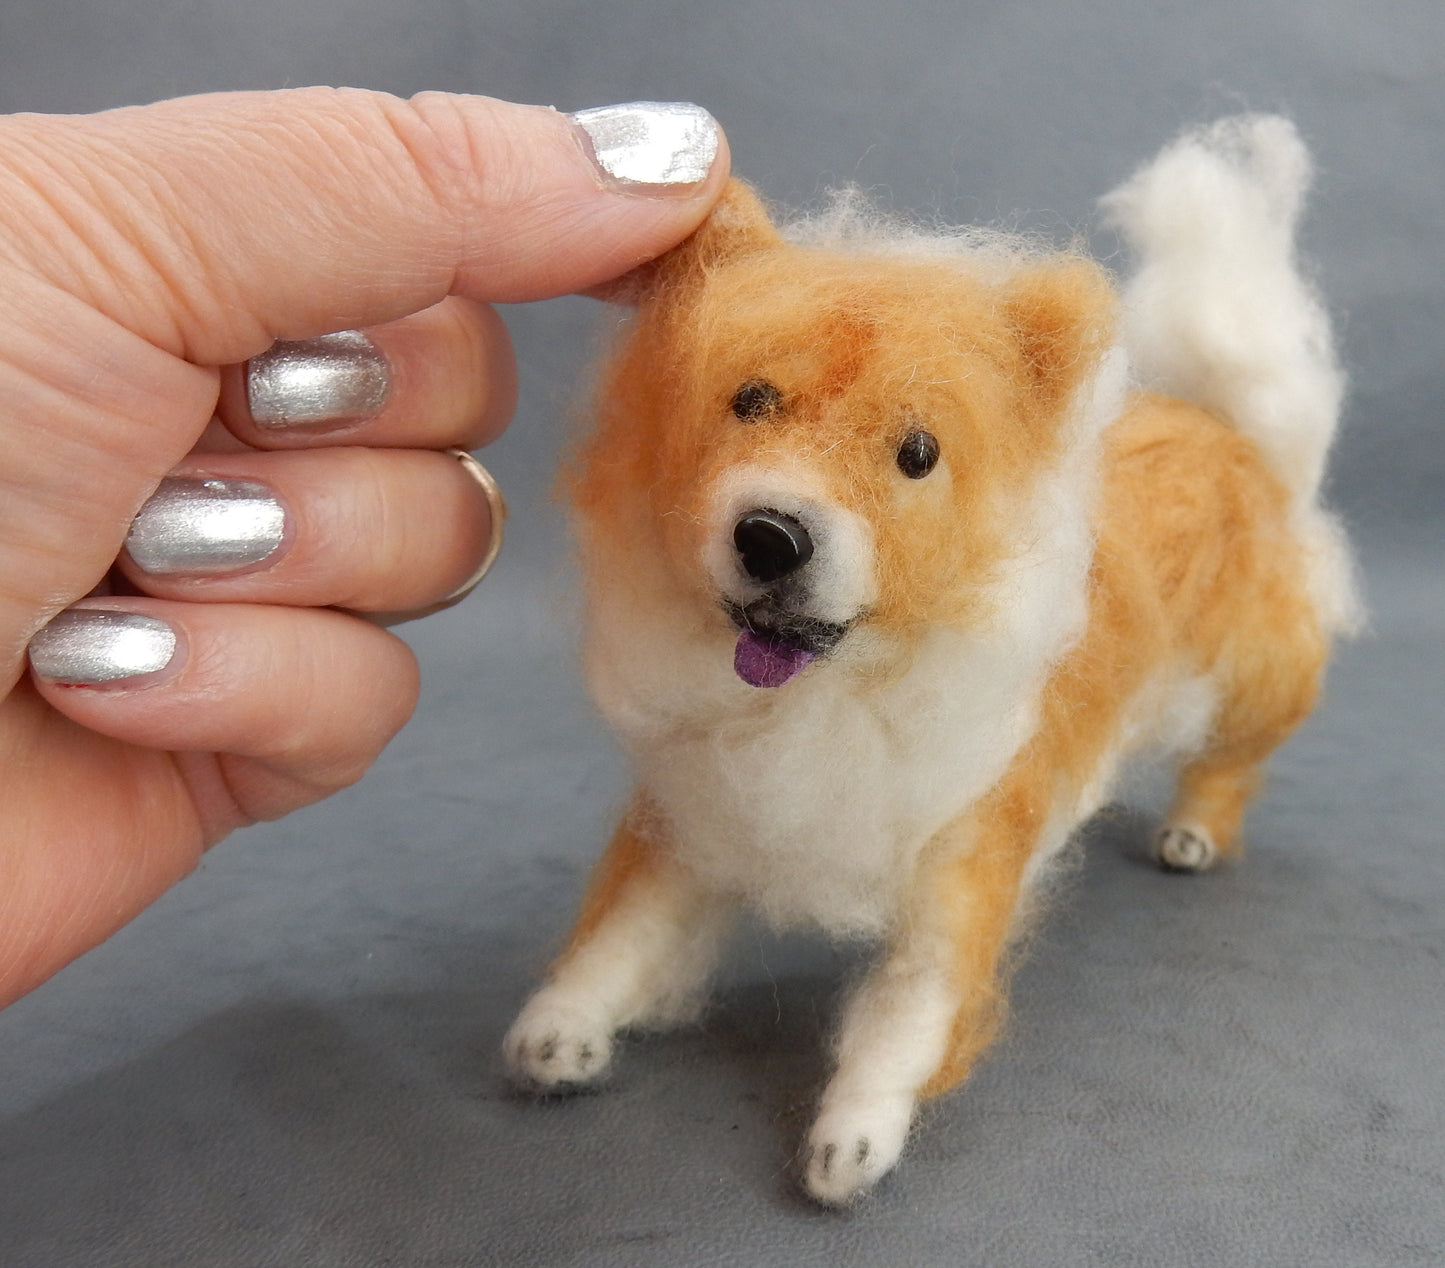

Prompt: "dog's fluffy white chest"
[587,611,1058,936]
[653,658,1039,933]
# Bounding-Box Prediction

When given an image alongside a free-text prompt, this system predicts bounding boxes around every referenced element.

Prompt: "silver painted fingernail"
[126,477,287,576]
[569,102,719,188]
[29,610,178,685]
[246,330,390,430]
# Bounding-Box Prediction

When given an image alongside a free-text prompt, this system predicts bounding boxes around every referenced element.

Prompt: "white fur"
[631,622,1039,934]
[504,857,732,1087]
[783,184,1047,281]
[804,959,957,1205]
[1102,114,1362,635]
[702,461,878,627]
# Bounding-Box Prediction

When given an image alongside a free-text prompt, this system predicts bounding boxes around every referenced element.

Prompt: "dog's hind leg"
[504,798,733,1089]
[1158,614,1328,873]
[1157,746,1266,872]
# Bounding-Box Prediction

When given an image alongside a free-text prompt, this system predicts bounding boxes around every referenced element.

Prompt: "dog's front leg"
[803,785,1045,1204]
[801,934,962,1206]
[504,802,732,1090]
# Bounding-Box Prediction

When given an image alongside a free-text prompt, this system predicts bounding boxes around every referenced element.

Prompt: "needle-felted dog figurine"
[504,116,1358,1205]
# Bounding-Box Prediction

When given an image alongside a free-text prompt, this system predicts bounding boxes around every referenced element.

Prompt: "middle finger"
[216,297,517,452]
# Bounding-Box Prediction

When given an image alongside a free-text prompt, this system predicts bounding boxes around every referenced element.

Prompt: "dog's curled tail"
[1102,115,1361,632]
[1102,115,1342,509]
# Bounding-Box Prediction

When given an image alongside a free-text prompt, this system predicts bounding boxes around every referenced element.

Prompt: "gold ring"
[357,449,508,627]
[443,448,508,602]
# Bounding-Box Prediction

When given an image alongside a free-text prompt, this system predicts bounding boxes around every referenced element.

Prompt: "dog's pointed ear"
[600,179,782,305]
[1000,259,1116,412]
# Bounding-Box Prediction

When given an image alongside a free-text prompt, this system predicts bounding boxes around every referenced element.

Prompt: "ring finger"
[116,446,498,614]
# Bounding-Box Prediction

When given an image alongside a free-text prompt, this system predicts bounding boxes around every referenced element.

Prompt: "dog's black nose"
[734,510,814,583]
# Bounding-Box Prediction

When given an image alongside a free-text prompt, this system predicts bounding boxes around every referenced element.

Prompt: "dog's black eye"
[896,429,940,479]
[730,379,783,422]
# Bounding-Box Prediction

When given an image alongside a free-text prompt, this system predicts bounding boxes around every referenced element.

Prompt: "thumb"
[0,90,730,362]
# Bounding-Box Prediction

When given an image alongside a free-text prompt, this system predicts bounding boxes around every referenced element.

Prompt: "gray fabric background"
[1,2,1441,1264]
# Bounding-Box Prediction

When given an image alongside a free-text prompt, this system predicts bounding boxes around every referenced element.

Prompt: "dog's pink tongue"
[734,630,815,688]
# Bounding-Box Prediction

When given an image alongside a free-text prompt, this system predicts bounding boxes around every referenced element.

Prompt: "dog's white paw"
[503,990,615,1090]
[1157,822,1219,873]
[801,1093,914,1207]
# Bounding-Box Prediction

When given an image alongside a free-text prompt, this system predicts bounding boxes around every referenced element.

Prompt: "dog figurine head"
[572,182,1117,691]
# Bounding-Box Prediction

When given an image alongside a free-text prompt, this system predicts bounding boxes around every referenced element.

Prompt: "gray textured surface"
[2,2,1443,1264]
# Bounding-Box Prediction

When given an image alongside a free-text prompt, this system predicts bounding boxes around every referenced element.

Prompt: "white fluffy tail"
[1102,115,1343,507]
[1102,115,1362,634]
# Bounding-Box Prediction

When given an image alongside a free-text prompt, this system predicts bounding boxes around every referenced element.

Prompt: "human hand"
[0,90,728,1005]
